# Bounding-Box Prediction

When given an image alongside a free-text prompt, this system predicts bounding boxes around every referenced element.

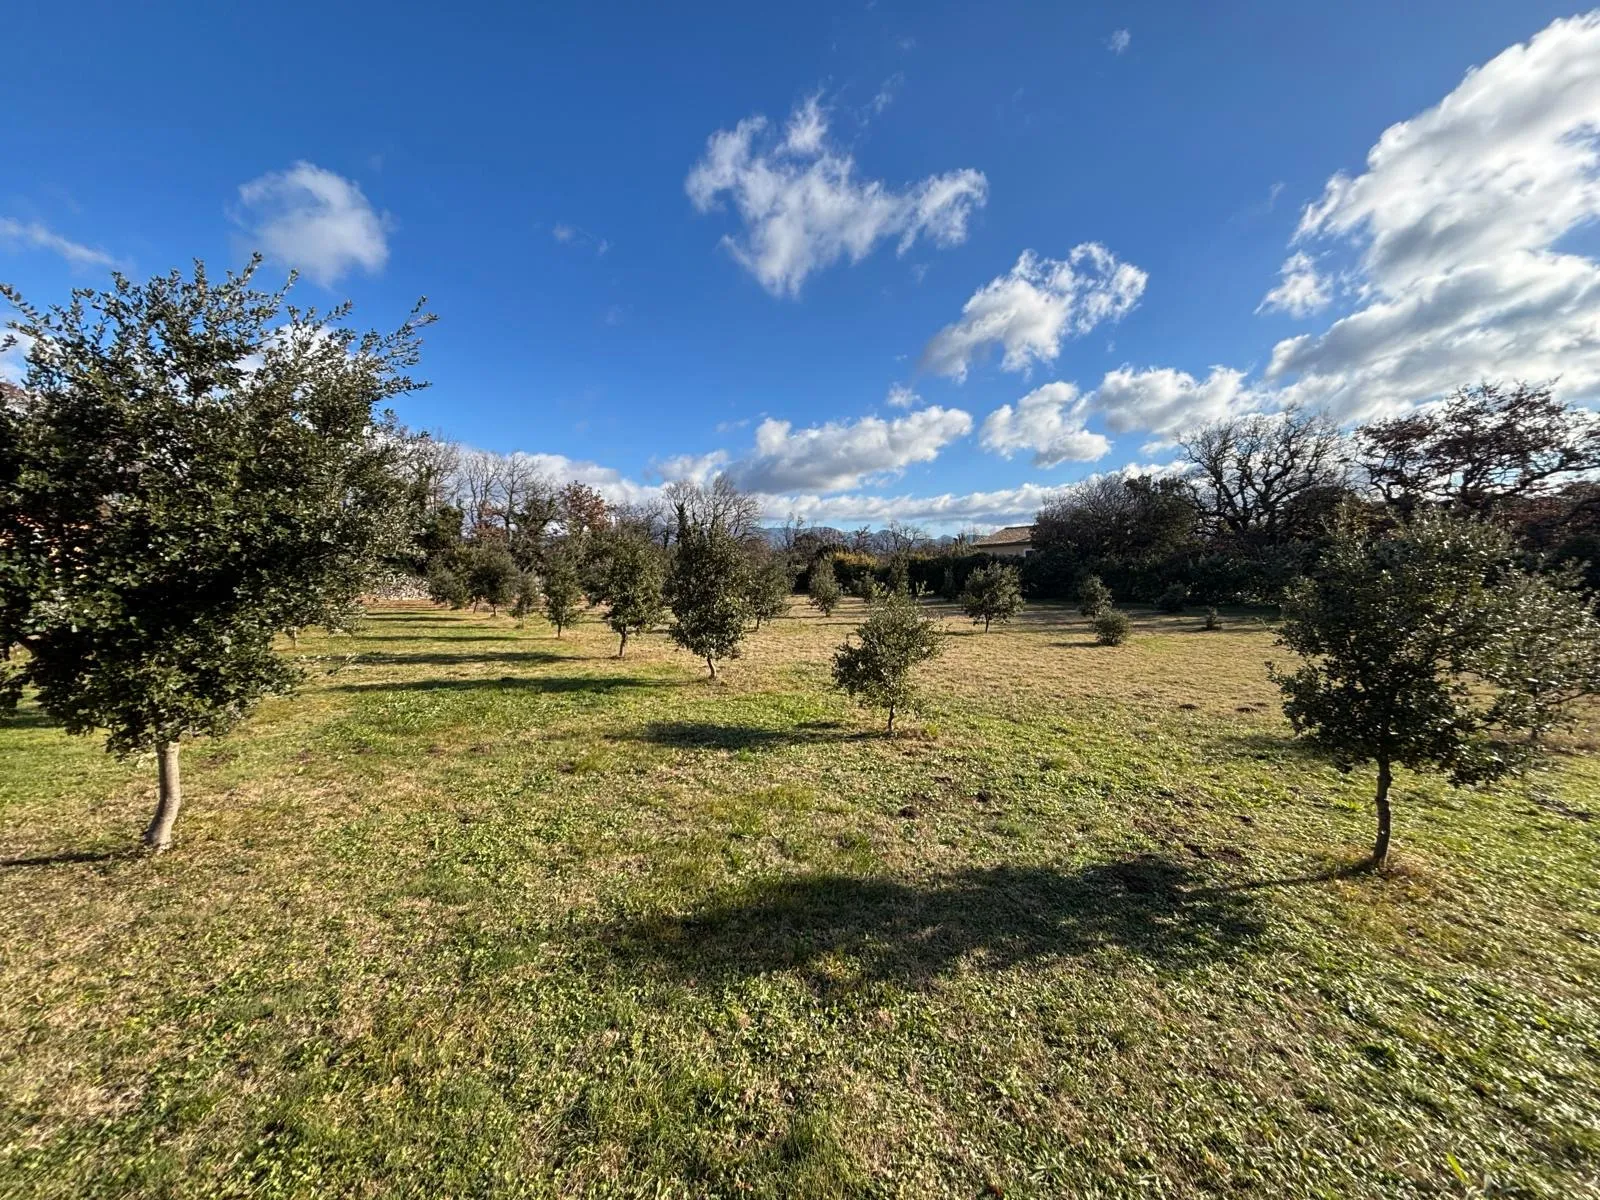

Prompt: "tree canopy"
[832,589,944,734]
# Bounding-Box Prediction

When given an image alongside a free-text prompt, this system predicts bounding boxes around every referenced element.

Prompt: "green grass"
[2,600,1598,1198]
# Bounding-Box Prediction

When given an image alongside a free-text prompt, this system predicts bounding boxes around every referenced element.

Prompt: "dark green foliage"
[465,545,519,615]
[1203,607,1222,631]
[427,562,471,609]
[1156,583,1187,613]
[808,556,842,616]
[960,564,1024,632]
[885,555,911,595]
[831,590,943,733]
[540,547,584,637]
[746,556,793,630]
[0,263,424,755]
[666,520,750,679]
[1271,507,1600,866]
[1078,574,1113,617]
[510,571,540,624]
[596,533,666,657]
[1093,610,1132,646]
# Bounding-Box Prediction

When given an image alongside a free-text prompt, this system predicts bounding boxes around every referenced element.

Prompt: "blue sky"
[4,1,1598,529]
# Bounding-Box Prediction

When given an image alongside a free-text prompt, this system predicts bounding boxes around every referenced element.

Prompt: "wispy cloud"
[0,217,118,268]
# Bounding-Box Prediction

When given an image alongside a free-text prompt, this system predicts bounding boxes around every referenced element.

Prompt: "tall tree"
[666,516,750,680]
[1179,408,1346,539]
[1270,507,1600,868]
[540,546,584,637]
[1357,381,1600,515]
[596,533,665,657]
[961,563,1025,632]
[0,260,428,850]
[832,589,944,734]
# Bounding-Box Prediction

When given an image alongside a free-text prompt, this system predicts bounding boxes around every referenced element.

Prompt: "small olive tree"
[1271,508,1600,868]
[596,533,666,657]
[808,555,842,616]
[746,556,793,630]
[666,518,750,679]
[0,260,429,851]
[541,547,584,637]
[1078,574,1112,616]
[961,563,1024,632]
[832,589,944,734]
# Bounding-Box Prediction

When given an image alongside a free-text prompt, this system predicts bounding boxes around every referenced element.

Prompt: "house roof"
[973,524,1035,547]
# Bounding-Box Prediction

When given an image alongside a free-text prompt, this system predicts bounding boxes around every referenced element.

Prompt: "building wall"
[980,542,1031,558]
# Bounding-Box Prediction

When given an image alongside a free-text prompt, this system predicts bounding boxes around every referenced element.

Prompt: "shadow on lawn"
[615,719,862,751]
[603,856,1264,988]
[350,649,566,667]
[335,675,670,696]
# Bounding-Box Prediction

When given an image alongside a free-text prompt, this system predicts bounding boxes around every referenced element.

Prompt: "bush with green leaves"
[831,589,944,734]
[1203,606,1222,630]
[1271,507,1600,868]
[746,556,793,630]
[666,520,750,679]
[808,555,842,616]
[540,547,584,637]
[595,533,666,657]
[427,560,471,609]
[960,563,1025,632]
[1094,609,1132,645]
[1156,583,1187,613]
[0,259,428,850]
[465,544,519,616]
[1078,574,1113,616]
[510,571,540,624]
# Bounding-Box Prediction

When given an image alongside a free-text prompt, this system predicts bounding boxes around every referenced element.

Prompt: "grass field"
[2,598,1598,1198]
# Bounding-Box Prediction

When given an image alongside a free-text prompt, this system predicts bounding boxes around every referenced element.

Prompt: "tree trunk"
[617,629,628,658]
[984,615,991,633]
[143,741,182,852]
[886,705,895,736]
[706,656,717,680]
[1371,757,1393,868]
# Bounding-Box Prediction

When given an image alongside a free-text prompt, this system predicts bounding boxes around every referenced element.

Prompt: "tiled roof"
[973,524,1035,547]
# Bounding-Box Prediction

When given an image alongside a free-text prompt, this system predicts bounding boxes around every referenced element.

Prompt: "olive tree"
[1270,508,1600,868]
[596,532,666,657]
[541,547,584,637]
[0,260,429,850]
[960,563,1024,632]
[832,589,944,734]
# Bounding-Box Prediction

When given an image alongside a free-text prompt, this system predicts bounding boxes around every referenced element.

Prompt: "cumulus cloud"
[1108,29,1131,54]
[0,217,118,268]
[1088,365,1257,437]
[886,383,920,408]
[1262,13,1600,420]
[234,162,390,286]
[652,450,730,485]
[979,381,1111,466]
[1256,251,1332,317]
[730,406,973,493]
[686,95,988,296]
[921,246,1147,380]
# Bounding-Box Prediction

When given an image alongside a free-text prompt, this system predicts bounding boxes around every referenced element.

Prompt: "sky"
[3,1,1599,530]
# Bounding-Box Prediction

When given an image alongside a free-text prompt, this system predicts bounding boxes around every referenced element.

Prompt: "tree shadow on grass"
[349,650,566,667]
[334,675,673,696]
[601,856,1265,990]
[1,847,133,870]
[0,706,59,731]
[613,720,865,752]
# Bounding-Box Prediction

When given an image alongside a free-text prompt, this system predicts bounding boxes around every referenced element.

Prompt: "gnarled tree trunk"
[143,741,182,852]
[706,656,717,680]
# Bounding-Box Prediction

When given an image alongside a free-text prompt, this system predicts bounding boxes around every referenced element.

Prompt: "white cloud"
[686,96,988,296]
[0,217,117,268]
[652,450,730,485]
[979,381,1112,466]
[886,383,920,408]
[921,246,1147,380]
[234,162,390,286]
[730,406,973,492]
[0,328,32,383]
[1108,29,1131,54]
[1262,12,1600,420]
[1256,251,1332,317]
[869,73,904,117]
[1088,365,1256,437]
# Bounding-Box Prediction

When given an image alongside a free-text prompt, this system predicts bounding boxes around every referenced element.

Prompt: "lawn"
[2,599,1598,1198]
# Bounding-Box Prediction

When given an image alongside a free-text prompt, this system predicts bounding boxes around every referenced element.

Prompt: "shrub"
[746,556,793,630]
[1094,609,1132,645]
[427,561,470,609]
[510,572,540,624]
[832,589,944,734]
[541,548,584,636]
[961,564,1025,632]
[1078,574,1112,616]
[1156,583,1187,613]
[808,555,842,616]
[465,545,519,615]
[1204,606,1222,630]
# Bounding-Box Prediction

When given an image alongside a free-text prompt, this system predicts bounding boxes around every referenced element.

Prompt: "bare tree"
[663,475,763,538]
[1179,408,1346,539]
